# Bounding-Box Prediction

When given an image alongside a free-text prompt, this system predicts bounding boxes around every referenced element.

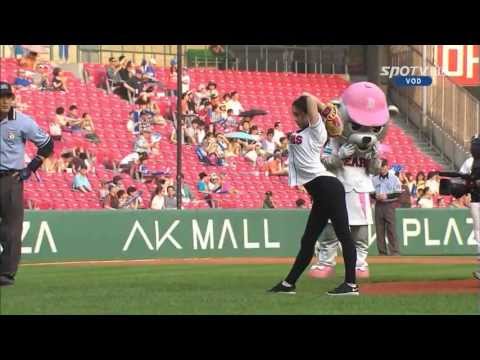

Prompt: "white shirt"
[228,100,244,116]
[425,179,439,195]
[460,157,474,174]
[151,195,165,210]
[287,115,335,186]
[120,152,140,165]
[273,129,285,145]
[262,138,276,154]
[418,197,434,208]
[182,74,190,94]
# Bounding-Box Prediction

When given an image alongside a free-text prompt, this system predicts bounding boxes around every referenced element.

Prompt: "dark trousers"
[285,176,357,285]
[375,201,400,256]
[0,174,24,276]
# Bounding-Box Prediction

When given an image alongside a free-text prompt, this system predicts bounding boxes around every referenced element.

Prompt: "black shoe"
[268,281,296,294]
[0,274,15,287]
[327,282,359,296]
[473,271,480,280]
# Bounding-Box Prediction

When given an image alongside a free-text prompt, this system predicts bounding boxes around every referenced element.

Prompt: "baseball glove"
[321,103,343,137]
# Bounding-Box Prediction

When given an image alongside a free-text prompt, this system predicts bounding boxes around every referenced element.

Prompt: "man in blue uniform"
[0,82,54,286]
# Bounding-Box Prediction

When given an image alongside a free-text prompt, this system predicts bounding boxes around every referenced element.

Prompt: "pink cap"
[341,82,389,126]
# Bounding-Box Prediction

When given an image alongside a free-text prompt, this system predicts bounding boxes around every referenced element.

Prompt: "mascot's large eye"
[373,126,382,133]
[350,122,361,131]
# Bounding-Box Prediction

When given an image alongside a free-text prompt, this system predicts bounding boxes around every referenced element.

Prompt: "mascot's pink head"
[341,81,390,127]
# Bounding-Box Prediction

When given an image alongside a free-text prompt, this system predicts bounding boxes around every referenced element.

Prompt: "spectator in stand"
[197,172,216,208]
[49,117,62,141]
[13,69,33,88]
[184,120,197,145]
[206,81,218,98]
[405,172,415,197]
[18,51,39,71]
[425,171,440,196]
[272,122,286,147]
[99,180,110,206]
[225,109,237,128]
[225,138,241,158]
[116,190,129,209]
[436,197,446,208]
[263,191,275,209]
[66,105,83,132]
[398,177,412,208]
[450,193,470,208]
[194,84,209,107]
[140,58,157,83]
[117,60,137,101]
[227,91,244,116]
[128,69,146,98]
[278,136,289,157]
[57,152,74,173]
[125,186,144,209]
[52,67,68,92]
[54,107,68,128]
[295,198,307,209]
[81,113,100,144]
[112,175,125,192]
[177,175,194,204]
[134,130,156,155]
[72,166,92,193]
[164,186,178,209]
[107,57,122,85]
[413,171,426,197]
[208,173,222,193]
[151,186,165,210]
[104,185,120,210]
[181,66,191,95]
[416,187,434,208]
[41,154,58,174]
[267,150,288,176]
[261,128,276,160]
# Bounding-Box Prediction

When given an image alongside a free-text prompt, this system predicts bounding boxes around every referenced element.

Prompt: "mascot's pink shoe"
[356,268,370,279]
[308,265,335,279]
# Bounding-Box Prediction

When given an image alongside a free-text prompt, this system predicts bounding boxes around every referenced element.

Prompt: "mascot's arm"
[321,140,344,172]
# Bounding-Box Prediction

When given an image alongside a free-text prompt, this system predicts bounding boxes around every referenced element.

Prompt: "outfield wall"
[21,209,477,263]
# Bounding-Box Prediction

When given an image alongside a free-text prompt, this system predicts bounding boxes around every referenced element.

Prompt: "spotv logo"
[380,66,435,87]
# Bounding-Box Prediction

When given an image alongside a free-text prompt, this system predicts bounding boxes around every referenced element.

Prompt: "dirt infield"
[22,256,478,267]
[362,279,479,295]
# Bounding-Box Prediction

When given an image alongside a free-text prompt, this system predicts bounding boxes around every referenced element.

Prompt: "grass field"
[0,262,478,315]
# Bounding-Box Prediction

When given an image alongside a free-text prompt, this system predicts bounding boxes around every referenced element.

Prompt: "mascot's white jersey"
[322,137,374,226]
[322,137,375,193]
[288,115,335,187]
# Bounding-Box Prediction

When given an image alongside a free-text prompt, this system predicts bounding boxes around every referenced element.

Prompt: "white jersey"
[460,157,473,175]
[288,115,335,186]
[322,137,375,193]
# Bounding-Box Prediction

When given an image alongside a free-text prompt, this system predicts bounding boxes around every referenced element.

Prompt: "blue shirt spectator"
[73,167,92,193]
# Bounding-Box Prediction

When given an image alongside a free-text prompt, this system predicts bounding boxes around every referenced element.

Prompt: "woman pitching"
[268,93,358,296]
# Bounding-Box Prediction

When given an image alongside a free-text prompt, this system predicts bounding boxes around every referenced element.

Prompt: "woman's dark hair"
[127,186,137,195]
[79,165,88,170]
[292,96,308,114]
[55,107,65,115]
[69,105,77,111]
[79,152,88,160]
[117,190,126,198]
[82,112,88,118]
[230,91,238,97]
[427,171,435,180]
[154,186,163,195]
[52,67,61,77]
[199,172,207,180]
[267,128,274,136]
[119,55,125,62]
[416,171,426,182]
[126,61,133,68]
[223,93,231,100]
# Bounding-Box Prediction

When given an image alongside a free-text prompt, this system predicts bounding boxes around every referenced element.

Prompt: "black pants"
[0,173,24,276]
[285,176,357,285]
